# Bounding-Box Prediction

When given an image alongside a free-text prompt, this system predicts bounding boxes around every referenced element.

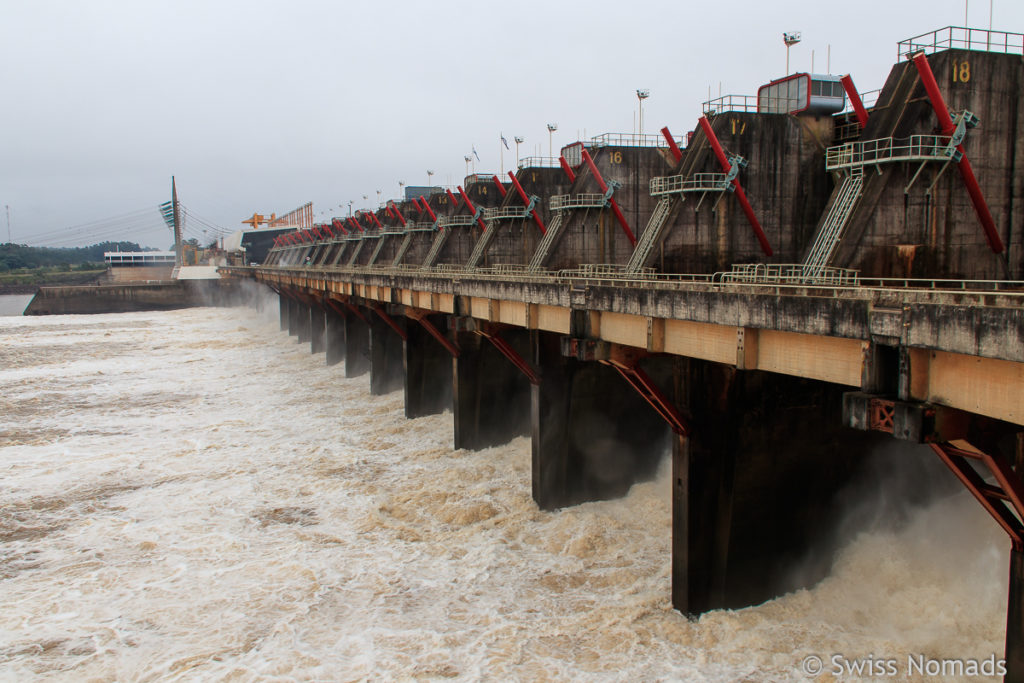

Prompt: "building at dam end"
[222,26,1024,680]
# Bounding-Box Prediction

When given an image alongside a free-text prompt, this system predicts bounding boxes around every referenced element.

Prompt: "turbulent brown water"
[0,300,1009,681]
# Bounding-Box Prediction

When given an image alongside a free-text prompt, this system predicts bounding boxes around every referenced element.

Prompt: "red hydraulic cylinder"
[912,52,1004,253]
[507,171,546,234]
[457,185,487,232]
[492,175,507,197]
[661,126,683,163]
[387,205,406,227]
[369,212,382,229]
[840,75,869,129]
[419,195,437,222]
[446,188,461,208]
[411,197,422,213]
[697,116,773,256]
[332,218,349,235]
[559,155,576,183]
[580,148,637,247]
[347,217,363,233]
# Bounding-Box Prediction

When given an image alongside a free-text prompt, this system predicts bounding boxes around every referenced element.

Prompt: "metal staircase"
[467,224,499,270]
[346,239,365,266]
[391,233,414,266]
[802,168,864,279]
[526,211,566,272]
[422,229,451,268]
[625,196,677,273]
[367,235,389,266]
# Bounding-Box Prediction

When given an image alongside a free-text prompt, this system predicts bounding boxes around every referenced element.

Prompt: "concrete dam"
[222,27,1024,678]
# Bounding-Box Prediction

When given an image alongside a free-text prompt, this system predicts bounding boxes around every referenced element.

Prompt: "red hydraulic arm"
[840,75,869,129]
[368,212,382,230]
[347,217,363,233]
[387,205,406,227]
[411,197,423,213]
[580,148,636,247]
[457,185,487,232]
[661,126,683,163]
[446,188,461,208]
[912,52,1004,253]
[697,116,773,256]
[419,196,437,222]
[559,155,576,183]
[507,171,546,234]
[332,218,349,235]
[492,175,507,197]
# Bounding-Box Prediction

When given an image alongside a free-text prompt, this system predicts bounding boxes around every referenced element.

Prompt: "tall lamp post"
[783,31,802,74]
[547,123,558,158]
[398,181,405,201]
[514,136,524,167]
[426,170,434,187]
[636,89,650,136]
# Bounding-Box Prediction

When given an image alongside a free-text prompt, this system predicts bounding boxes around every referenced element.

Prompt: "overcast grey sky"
[2,0,1022,249]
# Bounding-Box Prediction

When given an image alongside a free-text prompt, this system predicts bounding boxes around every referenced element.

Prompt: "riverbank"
[0,269,106,294]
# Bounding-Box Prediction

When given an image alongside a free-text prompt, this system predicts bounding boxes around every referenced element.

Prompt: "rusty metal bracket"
[869,398,896,433]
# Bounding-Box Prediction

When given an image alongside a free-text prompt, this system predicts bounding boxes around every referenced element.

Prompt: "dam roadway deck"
[236,264,1024,426]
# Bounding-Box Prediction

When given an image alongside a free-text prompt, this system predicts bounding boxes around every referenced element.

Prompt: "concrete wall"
[658,112,833,273]
[833,50,1024,279]
[23,281,235,315]
[477,167,570,268]
[547,146,672,270]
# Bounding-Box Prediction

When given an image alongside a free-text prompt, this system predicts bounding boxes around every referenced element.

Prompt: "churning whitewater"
[0,300,1010,681]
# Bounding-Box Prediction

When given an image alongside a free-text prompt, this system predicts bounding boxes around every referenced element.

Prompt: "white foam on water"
[0,305,1009,681]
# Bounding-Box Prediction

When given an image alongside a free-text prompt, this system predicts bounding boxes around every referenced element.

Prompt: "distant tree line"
[0,241,152,271]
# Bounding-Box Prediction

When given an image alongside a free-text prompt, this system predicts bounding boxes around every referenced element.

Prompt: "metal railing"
[517,156,560,169]
[826,134,957,171]
[549,193,608,210]
[437,215,477,228]
[587,132,686,149]
[898,26,1024,58]
[650,173,730,195]
[716,263,861,286]
[703,94,759,115]
[233,264,1024,301]
[483,206,529,220]
[405,221,437,231]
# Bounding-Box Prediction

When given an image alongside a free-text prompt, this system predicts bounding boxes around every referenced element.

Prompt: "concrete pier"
[343,306,370,378]
[325,308,345,367]
[672,360,885,614]
[309,302,326,354]
[531,332,668,509]
[369,308,406,395]
[452,327,532,451]
[403,314,453,418]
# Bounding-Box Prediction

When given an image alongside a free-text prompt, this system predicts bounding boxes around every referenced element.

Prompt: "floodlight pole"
[171,176,182,268]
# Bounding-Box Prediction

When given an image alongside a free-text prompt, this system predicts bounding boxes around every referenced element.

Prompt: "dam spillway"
[223,26,1024,679]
